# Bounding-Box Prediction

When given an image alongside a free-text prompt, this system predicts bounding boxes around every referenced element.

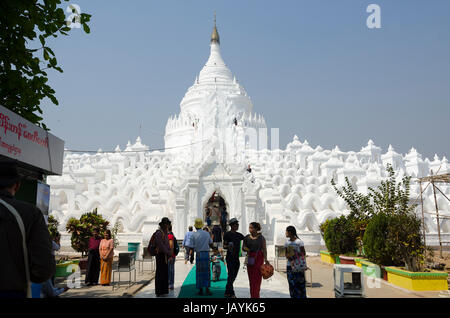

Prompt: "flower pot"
[385,267,448,291]
[355,258,367,268]
[360,260,381,279]
[339,256,356,265]
[320,251,339,264]
[380,266,388,281]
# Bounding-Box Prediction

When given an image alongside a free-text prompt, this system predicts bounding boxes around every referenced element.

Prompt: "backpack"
[147,230,160,256]
[148,230,180,257]
[172,233,180,256]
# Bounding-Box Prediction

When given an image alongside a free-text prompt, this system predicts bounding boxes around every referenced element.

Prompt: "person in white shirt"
[284,226,307,298]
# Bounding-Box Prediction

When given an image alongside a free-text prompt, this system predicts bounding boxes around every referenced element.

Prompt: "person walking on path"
[223,218,244,298]
[191,218,213,296]
[99,229,114,286]
[285,226,307,298]
[154,217,173,297]
[182,226,194,264]
[85,228,102,286]
[0,160,55,298]
[167,224,176,290]
[242,222,270,298]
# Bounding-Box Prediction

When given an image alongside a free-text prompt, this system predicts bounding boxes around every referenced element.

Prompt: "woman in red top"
[242,222,270,298]
[85,228,102,286]
[168,225,176,290]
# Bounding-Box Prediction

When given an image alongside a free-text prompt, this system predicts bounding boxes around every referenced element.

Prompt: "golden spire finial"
[211,12,220,44]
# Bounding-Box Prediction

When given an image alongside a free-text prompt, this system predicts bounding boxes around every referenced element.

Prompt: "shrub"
[331,177,374,219]
[333,164,425,271]
[66,208,109,256]
[322,215,358,255]
[331,177,371,255]
[363,211,424,270]
[363,212,400,266]
[319,219,331,238]
[387,211,424,271]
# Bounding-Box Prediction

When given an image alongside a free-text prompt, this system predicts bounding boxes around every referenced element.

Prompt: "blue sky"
[41,0,450,159]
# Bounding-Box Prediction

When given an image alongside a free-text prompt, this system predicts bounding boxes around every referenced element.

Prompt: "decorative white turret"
[405,147,428,178]
[286,135,303,152]
[360,139,382,163]
[381,145,404,170]
[165,17,264,160]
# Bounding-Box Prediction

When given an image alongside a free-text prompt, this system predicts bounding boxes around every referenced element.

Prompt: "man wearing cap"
[154,217,173,297]
[223,218,244,298]
[0,160,54,297]
[191,218,213,296]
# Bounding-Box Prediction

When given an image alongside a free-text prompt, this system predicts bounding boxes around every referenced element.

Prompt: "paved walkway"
[135,260,193,298]
[135,256,449,298]
[58,260,155,298]
[135,258,291,298]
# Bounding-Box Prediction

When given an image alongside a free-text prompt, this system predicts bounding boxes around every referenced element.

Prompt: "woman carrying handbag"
[242,222,270,298]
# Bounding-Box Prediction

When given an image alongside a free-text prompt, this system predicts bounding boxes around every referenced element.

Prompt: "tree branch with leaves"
[0,0,91,128]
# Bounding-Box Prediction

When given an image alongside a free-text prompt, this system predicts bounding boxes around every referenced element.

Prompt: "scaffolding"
[416,171,450,258]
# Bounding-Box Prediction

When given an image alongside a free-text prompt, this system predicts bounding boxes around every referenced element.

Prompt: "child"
[210,246,224,282]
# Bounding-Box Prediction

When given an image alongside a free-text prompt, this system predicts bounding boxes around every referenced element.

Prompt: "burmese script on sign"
[0,112,49,149]
[0,105,64,175]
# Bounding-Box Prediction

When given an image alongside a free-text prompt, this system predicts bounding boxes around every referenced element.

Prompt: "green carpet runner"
[178,261,227,298]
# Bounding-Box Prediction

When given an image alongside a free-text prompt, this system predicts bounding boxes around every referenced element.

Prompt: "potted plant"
[363,165,448,290]
[66,208,109,257]
[320,215,358,264]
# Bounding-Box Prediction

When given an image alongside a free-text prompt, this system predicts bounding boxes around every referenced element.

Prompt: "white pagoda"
[48,20,450,254]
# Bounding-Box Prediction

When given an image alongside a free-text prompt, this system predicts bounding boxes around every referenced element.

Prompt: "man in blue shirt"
[182,226,195,264]
[191,218,213,296]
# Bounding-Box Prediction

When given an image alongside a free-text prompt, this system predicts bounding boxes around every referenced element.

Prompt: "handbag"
[260,263,274,280]
[247,255,256,267]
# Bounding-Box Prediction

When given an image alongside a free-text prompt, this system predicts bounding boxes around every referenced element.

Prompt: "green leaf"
[43,48,50,60]
[82,23,90,34]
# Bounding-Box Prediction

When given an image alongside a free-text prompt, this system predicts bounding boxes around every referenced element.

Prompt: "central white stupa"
[47,20,450,254]
[165,20,265,161]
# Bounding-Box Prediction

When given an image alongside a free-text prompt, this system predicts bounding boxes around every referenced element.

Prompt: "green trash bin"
[128,242,140,260]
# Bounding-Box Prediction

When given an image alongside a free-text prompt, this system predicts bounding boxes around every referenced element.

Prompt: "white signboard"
[0,105,64,175]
